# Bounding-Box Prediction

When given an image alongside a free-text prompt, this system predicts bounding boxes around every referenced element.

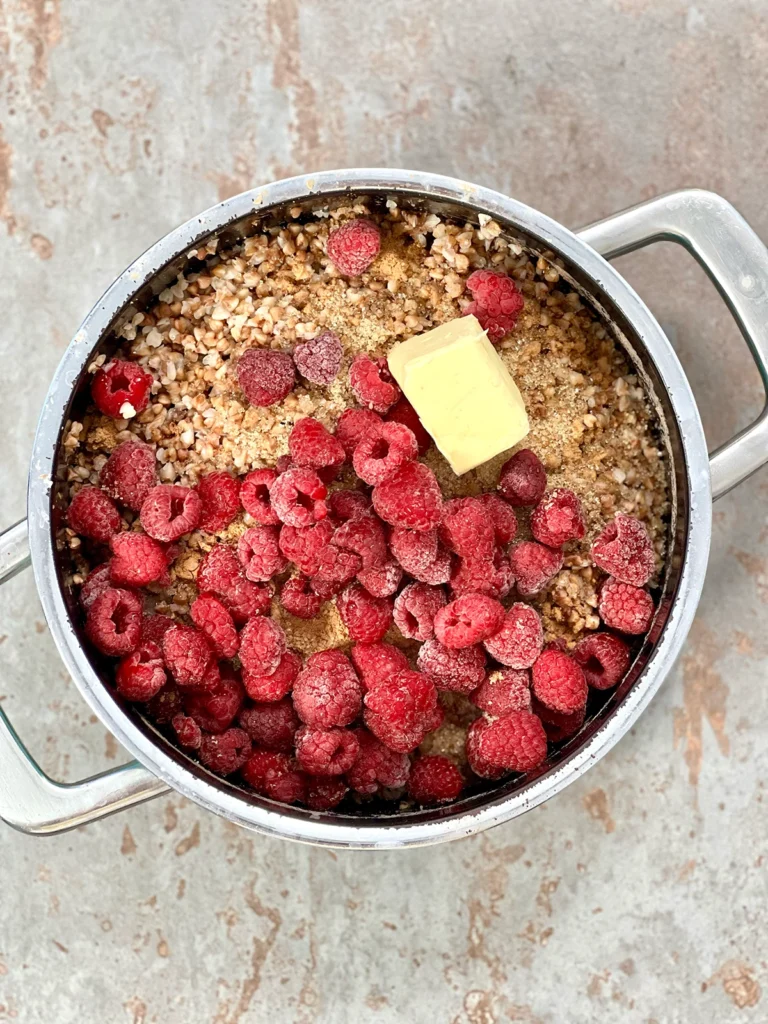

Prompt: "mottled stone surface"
[2,1,768,1021]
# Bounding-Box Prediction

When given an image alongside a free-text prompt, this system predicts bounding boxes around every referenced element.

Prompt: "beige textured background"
[2,1,768,1022]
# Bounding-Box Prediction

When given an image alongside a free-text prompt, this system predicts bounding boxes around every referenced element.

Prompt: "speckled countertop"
[2,2,768,1022]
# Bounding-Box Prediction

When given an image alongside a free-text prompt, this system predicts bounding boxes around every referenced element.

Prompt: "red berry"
[408,756,464,804]
[292,649,362,728]
[197,544,272,624]
[416,638,486,694]
[483,603,543,669]
[534,699,586,743]
[293,329,343,385]
[295,725,360,776]
[591,513,655,587]
[531,649,587,714]
[80,562,114,609]
[162,624,213,688]
[190,593,239,659]
[357,559,403,598]
[242,751,306,804]
[109,532,168,587]
[572,633,631,690]
[91,359,153,418]
[184,673,245,733]
[599,578,654,635]
[466,711,547,774]
[334,407,383,456]
[140,484,202,542]
[363,670,438,754]
[476,493,518,547]
[464,269,524,342]
[275,455,293,474]
[85,587,143,656]
[289,417,345,474]
[199,728,252,776]
[450,549,514,600]
[389,527,452,585]
[434,594,505,648]
[509,541,563,597]
[440,498,495,561]
[385,397,431,455]
[471,668,531,717]
[197,472,242,533]
[99,440,156,511]
[115,641,166,701]
[372,461,442,531]
[239,616,286,675]
[310,576,344,602]
[305,777,348,810]
[269,467,328,528]
[345,727,410,795]
[352,421,418,485]
[238,698,300,752]
[242,650,301,702]
[140,612,175,646]
[240,468,280,525]
[279,519,334,575]
[393,582,446,641]
[327,218,381,276]
[328,488,372,522]
[498,449,547,507]
[332,514,387,570]
[349,354,400,414]
[531,488,585,548]
[350,641,410,691]
[237,348,295,407]
[172,713,202,750]
[337,582,393,643]
[313,544,362,589]
[68,486,121,543]
[280,575,323,618]
[237,526,288,582]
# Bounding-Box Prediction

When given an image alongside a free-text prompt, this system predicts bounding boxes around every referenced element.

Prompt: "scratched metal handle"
[0,519,167,835]
[579,188,768,500]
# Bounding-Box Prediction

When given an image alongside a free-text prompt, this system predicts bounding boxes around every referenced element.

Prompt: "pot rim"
[28,168,712,848]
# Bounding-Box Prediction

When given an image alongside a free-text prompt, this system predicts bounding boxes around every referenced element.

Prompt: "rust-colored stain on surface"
[705,960,762,1009]
[120,826,137,856]
[16,0,62,90]
[673,622,729,790]
[731,548,768,603]
[174,821,200,856]
[582,787,616,833]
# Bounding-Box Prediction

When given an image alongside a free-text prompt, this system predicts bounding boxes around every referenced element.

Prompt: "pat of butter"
[387,315,529,475]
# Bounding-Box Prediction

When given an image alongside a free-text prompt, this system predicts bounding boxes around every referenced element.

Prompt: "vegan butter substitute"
[387,315,530,475]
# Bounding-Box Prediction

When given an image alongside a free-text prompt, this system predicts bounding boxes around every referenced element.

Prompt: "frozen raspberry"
[140,613,174,646]
[416,638,486,694]
[237,526,288,582]
[510,541,563,598]
[337,582,393,643]
[591,513,655,587]
[531,649,587,714]
[352,421,418,485]
[91,359,153,418]
[197,544,272,624]
[498,449,547,507]
[313,544,362,586]
[476,493,518,547]
[599,578,654,635]
[334,407,383,456]
[393,582,446,641]
[242,650,301,702]
[140,484,202,542]
[450,550,514,600]
[372,461,442,531]
[293,329,343,385]
[289,417,346,474]
[279,519,333,575]
[85,587,143,656]
[146,685,183,724]
[109,532,167,587]
[363,670,438,753]
[196,472,241,533]
[162,624,212,688]
[115,641,166,701]
[292,649,362,728]
[305,777,348,810]
[390,526,436,574]
[327,217,381,276]
[239,468,278,525]
[237,348,295,407]
[238,698,299,752]
[357,560,403,598]
[99,440,156,511]
[199,728,252,775]
[242,751,307,803]
[310,576,344,602]
[275,455,293,474]
[464,269,524,342]
[171,713,202,750]
[328,489,371,522]
[346,728,410,794]
[350,641,410,691]
[68,486,121,544]
[572,632,631,690]
[440,498,495,561]
[408,756,464,804]
[471,668,531,717]
[483,603,543,669]
[269,467,328,528]
[533,698,586,742]
[349,354,400,414]
[332,513,387,570]
[385,397,431,455]
[190,593,239,659]
[239,616,286,675]
[467,711,547,774]
[280,575,323,618]
[184,673,245,732]
[531,488,585,548]
[295,725,360,776]
[434,594,505,648]
[80,562,113,610]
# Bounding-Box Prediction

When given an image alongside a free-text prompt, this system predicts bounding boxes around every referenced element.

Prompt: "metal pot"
[2,170,767,849]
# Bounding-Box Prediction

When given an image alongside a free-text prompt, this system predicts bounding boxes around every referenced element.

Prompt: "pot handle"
[0,519,168,835]
[579,188,768,500]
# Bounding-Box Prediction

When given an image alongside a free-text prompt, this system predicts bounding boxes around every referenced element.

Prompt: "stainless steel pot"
[2,170,767,849]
